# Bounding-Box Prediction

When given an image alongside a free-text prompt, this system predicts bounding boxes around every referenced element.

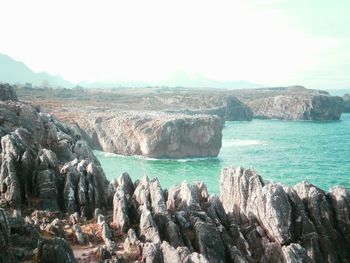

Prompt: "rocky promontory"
[78,111,223,158]
[231,86,344,120]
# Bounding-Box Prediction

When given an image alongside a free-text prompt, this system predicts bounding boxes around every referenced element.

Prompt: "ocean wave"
[94,150,219,162]
[145,157,219,162]
[223,139,266,147]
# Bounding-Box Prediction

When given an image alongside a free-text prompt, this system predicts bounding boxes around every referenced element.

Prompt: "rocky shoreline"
[1,167,350,262]
[1,84,350,262]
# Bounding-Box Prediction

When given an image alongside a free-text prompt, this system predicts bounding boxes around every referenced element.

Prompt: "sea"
[94,113,350,193]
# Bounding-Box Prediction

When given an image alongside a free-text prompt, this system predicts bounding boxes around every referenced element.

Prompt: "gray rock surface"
[139,207,161,244]
[113,186,130,232]
[343,93,350,113]
[0,85,108,216]
[0,83,18,101]
[239,86,344,120]
[79,111,223,158]
[0,209,14,262]
[220,166,350,262]
[142,242,162,263]
[37,237,76,263]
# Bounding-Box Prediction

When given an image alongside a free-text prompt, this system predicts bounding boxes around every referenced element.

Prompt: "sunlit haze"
[0,0,349,89]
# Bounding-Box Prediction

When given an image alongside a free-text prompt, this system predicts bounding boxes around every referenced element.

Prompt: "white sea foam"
[222,139,266,147]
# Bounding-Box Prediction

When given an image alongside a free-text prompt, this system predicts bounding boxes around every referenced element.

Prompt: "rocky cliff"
[0,83,108,216]
[343,94,350,113]
[78,111,223,158]
[231,86,344,120]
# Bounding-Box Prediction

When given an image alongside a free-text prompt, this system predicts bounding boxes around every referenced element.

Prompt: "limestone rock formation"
[238,87,344,120]
[0,85,108,216]
[0,208,14,262]
[167,95,253,122]
[79,111,223,158]
[343,93,350,113]
[0,83,18,101]
[220,166,350,262]
[36,237,76,263]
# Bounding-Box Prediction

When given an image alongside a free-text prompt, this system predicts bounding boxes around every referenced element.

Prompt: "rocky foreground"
[1,84,350,262]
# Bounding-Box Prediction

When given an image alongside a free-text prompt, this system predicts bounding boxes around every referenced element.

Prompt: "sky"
[0,0,349,89]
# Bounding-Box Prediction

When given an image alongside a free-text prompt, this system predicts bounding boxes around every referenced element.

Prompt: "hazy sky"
[0,0,349,89]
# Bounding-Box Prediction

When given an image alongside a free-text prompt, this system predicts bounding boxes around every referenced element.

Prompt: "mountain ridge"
[0,53,73,87]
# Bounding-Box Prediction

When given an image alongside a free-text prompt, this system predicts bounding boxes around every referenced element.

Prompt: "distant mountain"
[0,53,73,87]
[157,70,262,89]
[0,53,261,89]
[81,70,262,89]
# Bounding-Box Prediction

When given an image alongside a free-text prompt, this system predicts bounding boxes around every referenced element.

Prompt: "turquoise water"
[95,113,350,193]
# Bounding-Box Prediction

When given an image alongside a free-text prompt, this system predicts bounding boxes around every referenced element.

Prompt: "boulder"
[0,83,18,101]
[113,186,130,232]
[161,241,182,263]
[139,207,161,244]
[36,237,75,263]
[142,242,162,263]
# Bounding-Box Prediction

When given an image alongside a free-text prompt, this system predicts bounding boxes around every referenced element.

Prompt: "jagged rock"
[177,246,191,261]
[37,169,59,210]
[329,186,350,244]
[139,207,161,244]
[165,220,184,248]
[142,242,162,263]
[205,194,228,227]
[282,243,313,263]
[149,177,167,215]
[45,218,64,237]
[220,167,292,245]
[193,220,226,263]
[107,179,118,206]
[0,209,14,262]
[118,172,134,203]
[64,171,78,213]
[97,214,105,225]
[72,224,84,244]
[69,212,80,225]
[294,182,350,261]
[167,181,200,212]
[161,241,182,263]
[123,228,141,260]
[0,83,18,101]
[133,175,151,211]
[0,153,21,207]
[113,186,129,232]
[101,222,115,250]
[37,237,75,263]
[0,86,108,216]
[187,252,210,263]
